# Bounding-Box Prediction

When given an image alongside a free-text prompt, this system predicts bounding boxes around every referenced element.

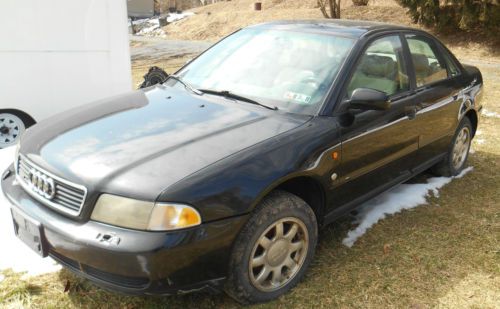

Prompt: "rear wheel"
[0,113,26,149]
[225,191,318,304]
[432,117,472,176]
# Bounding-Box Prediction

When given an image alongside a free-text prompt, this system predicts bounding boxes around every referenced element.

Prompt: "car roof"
[248,19,416,38]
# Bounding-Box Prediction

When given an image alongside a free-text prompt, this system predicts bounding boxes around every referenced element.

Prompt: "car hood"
[20,85,308,200]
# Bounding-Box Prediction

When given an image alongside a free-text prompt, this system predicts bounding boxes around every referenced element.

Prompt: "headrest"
[412,54,430,76]
[359,55,397,78]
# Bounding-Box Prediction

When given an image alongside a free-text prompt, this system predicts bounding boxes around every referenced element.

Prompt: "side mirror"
[347,88,390,111]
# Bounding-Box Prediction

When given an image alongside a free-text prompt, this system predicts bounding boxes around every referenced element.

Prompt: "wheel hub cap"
[267,239,289,266]
[0,126,9,135]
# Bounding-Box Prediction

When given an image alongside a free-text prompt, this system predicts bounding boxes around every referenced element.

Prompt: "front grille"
[16,155,87,216]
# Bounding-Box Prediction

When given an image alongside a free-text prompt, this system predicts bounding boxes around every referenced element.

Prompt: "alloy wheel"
[248,217,309,292]
[451,126,471,170]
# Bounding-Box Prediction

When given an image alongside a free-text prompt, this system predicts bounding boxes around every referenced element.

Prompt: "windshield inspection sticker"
[284,91,312,104]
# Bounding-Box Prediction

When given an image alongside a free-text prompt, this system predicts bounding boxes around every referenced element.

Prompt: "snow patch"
[130,12,194,38]
[0,147,61,277]
[342,167,474,247]
[481,109,500,119]
[167,12,194,23]
[135,18,166,38]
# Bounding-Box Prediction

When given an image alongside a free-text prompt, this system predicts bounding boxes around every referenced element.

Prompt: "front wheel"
[0,113,26,149]
[225,191,318,304]
[432,117,472,177]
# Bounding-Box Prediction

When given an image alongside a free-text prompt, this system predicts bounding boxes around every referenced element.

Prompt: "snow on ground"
[481,109,500,119]
[167,12,195,23]
[136,18,166,38]
[342,167,474,247]
[130,12,195,38]
[0,147,61,277]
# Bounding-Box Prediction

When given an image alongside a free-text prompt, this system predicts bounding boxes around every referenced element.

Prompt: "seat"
[411,53,431,86]
[348,54,398,96]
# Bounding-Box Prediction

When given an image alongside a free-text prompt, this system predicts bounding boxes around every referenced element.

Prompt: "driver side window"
[347,35,409,98]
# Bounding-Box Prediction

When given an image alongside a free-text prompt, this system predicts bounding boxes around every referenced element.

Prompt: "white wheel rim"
[0,113,25,148]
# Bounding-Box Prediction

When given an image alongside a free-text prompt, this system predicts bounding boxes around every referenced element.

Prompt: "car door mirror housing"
[347,88,390,111]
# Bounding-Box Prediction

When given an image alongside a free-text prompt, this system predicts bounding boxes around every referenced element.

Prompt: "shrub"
[397,0,500,30]
[352,0,369,6]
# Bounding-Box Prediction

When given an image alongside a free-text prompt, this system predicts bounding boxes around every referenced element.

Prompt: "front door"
[328,34,419,213]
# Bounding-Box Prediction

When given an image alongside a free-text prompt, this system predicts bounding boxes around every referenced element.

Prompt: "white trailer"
[0,0,133,148]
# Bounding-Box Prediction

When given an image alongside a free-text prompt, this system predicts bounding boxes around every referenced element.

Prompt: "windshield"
[175,28,355,115]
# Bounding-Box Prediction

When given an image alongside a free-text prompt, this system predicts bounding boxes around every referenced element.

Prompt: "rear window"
[406,35,448,87]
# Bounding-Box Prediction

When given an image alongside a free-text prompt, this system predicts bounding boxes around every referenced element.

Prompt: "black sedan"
[1,20,482,304]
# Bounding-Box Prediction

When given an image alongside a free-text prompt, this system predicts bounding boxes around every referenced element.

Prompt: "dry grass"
[2,1,500,308]
[131,56,192,87]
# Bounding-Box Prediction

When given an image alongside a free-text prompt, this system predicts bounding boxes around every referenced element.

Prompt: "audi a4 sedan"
[1,20,482,304]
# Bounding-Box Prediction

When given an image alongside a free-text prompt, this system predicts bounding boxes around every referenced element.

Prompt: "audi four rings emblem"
[28,169,56,199]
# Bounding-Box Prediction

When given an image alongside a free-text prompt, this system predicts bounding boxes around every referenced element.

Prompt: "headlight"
[90,194,202,231]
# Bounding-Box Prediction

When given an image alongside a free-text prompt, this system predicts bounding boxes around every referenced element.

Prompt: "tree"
[397,0,500,30]
[318,0,341,19]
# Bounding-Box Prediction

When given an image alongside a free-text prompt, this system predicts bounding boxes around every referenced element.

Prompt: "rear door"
[403,33,464,166]
[328,34,420,212]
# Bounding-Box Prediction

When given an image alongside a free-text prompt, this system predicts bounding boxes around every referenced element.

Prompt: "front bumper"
[1,164,249,295]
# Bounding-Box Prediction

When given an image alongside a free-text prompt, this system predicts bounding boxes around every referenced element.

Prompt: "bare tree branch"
[317,0,341,18]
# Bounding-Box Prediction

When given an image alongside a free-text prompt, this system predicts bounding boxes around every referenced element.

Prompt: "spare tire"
[139,66,169,89]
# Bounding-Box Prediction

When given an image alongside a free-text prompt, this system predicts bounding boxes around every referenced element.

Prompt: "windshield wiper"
[199,89,278,111]
[167,75,203,96]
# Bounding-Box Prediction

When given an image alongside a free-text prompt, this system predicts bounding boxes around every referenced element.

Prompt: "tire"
[0,113,26,149]
[225,190,318,304]
[139,66,169,89]
[431,117,472,177]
